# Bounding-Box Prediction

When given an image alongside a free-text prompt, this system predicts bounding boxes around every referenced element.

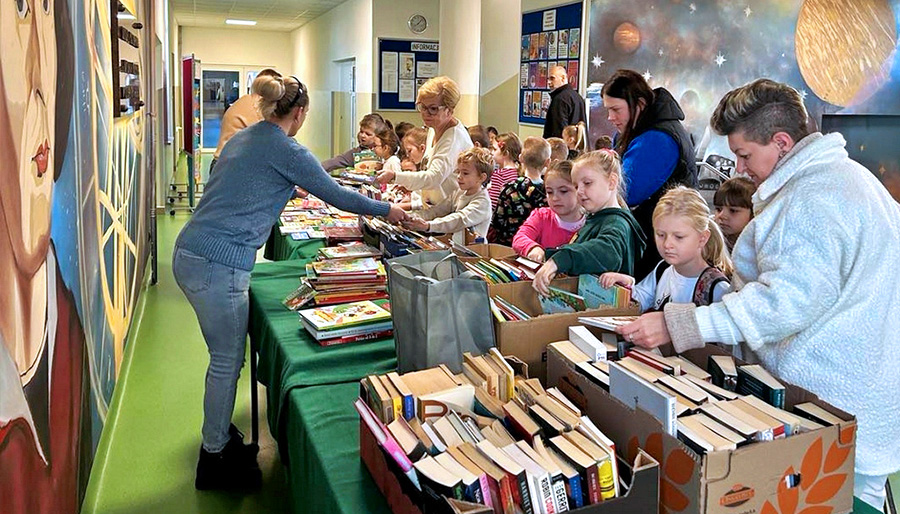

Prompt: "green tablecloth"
[263,224,326,261]
[248,259,397,448]
[285,381,392,514]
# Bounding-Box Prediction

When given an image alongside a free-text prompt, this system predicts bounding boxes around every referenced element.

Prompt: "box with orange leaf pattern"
[547,344,856,514]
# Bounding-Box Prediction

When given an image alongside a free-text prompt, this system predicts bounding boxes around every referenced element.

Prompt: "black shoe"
[227,423,260,462]
[195,437,262,491]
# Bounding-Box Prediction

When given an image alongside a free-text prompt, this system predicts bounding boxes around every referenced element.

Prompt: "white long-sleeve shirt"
[393,122,472,209]
[419,187,492,245]
[691,133,900,476]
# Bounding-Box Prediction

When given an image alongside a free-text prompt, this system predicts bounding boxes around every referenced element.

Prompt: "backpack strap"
[654,261,670,283]
[692,267,729,306]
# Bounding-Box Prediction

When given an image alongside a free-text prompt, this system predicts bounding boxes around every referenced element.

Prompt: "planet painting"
[613,22,642,54]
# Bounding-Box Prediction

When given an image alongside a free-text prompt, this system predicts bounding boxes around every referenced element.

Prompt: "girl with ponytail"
[600,186,732,312]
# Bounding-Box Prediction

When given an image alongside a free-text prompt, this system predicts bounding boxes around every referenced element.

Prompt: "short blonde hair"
[572,150,626,208]
[458,147,494,185]
[653,186,734,277]
[546,137,568,163]
[521,136,551,171]
[417,76,461,109]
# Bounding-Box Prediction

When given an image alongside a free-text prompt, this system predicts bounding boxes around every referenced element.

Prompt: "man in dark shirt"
[543,65,587,138]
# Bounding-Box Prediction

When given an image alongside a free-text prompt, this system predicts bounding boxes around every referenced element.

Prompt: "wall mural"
[585,0,900,173]
[0,0,148,512]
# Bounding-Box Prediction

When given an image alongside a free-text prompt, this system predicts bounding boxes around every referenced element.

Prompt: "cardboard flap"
[633,448,660,471]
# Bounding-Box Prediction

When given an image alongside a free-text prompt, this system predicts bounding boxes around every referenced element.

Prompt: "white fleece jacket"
[684,132,900,475]
[394,123,472,209]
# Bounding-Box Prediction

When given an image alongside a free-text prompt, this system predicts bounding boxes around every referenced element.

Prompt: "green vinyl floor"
[82,212,288,514]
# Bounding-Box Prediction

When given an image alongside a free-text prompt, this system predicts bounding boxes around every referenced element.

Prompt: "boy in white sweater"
[400,148,493,244]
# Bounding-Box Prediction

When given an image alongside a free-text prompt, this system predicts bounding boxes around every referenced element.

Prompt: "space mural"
[586,0,900,195]
[0,0,149,512]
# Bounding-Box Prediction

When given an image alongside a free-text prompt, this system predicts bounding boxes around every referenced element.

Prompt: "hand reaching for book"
[532,258,558,296]
[599,272,634,289]
[526,246,546,263]
[616,312,671,349]
[401,216,429,232]
[375,170,396,185]
[385,204,411,224]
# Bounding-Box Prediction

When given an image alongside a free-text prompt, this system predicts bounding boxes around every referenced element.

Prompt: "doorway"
[332,58,357,156]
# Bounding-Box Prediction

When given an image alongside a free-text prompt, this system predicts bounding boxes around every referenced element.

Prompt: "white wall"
[291,0,374,160]
[480,0,521,133]
[439,0,482,126]
[180,26,292,72]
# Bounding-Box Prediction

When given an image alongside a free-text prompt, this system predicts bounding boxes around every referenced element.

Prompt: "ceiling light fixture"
[226,19,257,26]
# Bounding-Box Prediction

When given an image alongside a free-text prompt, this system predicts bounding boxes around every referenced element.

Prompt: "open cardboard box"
[456,244,518,264]
[546,344,857,514]
[359,411,662,514]
[489,278,639,382]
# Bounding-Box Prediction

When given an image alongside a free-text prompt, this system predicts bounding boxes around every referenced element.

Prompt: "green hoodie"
[546,207,646,276]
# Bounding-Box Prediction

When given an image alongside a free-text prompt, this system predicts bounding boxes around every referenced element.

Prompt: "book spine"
[538,474,557,514]
[316,329,393,346]
[524,474,542,514]
[597,459,616,500]
[499,476,518,514]
[402,394,415,421]
[466,481,483,504]
[453,482,466,501]
[551,476,569,512]
[477,474,494,511]
[585,463,600,505]
[515,471,535,514]
[566,475,583,509]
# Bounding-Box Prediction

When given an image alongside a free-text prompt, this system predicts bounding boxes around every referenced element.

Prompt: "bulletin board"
[519,2,584,125]
[378,39,440,110]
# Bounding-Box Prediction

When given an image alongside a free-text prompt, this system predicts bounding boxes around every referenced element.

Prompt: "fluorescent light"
[117,13,136,20]
[225,19,257,26]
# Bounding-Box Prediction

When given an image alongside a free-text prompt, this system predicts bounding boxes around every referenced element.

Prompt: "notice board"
[378,39,440,110]
[519,2,584,125]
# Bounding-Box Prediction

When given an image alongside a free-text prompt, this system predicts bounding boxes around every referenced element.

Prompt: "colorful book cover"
[317,242,382,260]
[311,257,379,275]
[298,299,392,331]
[577,274,631,308]
[540,287,586,314]
[282,279,316,310]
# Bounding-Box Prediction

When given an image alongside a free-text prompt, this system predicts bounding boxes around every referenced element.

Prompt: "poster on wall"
[585,0,900,168]
[378,39,439,110]
[519,2,584,125]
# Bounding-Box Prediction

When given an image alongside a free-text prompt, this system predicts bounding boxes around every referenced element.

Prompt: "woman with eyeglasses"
[375,76,474,210]
[172,74,408,491]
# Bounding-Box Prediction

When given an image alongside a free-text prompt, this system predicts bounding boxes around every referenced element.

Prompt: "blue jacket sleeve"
[288,145,390,217]
[622,130,679,206]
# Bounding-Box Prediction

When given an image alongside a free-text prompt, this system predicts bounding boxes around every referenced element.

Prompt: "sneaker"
[227,423,260,462]
[195,437,262,491]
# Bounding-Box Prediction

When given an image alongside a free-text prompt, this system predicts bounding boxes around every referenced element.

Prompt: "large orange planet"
[614,22,642,54]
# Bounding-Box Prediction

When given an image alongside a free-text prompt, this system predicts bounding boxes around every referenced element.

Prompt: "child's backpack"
[655,263,729,307]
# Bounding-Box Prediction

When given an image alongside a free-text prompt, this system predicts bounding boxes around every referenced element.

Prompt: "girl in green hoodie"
[532,150,647,295]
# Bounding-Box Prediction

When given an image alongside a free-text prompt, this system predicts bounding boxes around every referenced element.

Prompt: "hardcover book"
[298,299,392,332]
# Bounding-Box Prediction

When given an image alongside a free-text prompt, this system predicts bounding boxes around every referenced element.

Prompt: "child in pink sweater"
[512,160,585,262]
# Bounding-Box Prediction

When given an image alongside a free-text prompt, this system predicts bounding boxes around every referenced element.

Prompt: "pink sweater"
[512,207,584,256]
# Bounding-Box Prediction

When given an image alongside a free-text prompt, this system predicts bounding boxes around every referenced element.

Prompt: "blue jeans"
[172,246,251,453]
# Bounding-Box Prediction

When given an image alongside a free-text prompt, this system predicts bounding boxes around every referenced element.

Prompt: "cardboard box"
[360,413,662,514]
[546,344,857,514]
[456,244,518,264]
[489,278,639,382]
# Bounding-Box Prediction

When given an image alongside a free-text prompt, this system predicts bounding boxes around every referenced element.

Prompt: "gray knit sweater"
[176,121,389,270]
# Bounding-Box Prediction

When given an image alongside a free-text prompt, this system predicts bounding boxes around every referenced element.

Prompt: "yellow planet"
[614,22,642,54]
[795,0,897,107]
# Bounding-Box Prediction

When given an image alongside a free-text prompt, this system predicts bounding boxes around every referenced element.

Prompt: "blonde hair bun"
[256,75,286,103]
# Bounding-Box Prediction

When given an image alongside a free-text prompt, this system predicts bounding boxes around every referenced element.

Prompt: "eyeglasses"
[416,103,444,116]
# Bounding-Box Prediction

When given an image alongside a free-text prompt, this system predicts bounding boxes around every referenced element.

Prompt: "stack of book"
[317,242,382,260]
[298,299,393,346]
[490,296,532,322]
[549,336,832,458]
[278,195,361,240]
[361,217,450,256]
[304,257,389,305]
[357,353,625,513]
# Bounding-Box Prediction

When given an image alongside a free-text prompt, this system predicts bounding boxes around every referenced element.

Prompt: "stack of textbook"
[298,299,393,346]
[356,352,631,514]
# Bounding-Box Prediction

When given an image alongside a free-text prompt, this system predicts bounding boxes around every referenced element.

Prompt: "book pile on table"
[297,298,393,346]
[362,217,450,255]
[357,350,625,513]
[304,256,389,306]
[550,321,837,456]
[278,196,361,240]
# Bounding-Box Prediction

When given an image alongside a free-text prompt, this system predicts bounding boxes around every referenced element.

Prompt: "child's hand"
[402,216,429,232]
[526,246,546,263]
[385,205,410,224]
[375,170,396,185]
[599,272,633,289]
[532,259,558,296]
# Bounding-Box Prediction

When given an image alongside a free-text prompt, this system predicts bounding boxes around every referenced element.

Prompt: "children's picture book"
[567,60,579,88]
[323,226,364,244]
[558,29,568,57]
[548,30,558,60]
[538,32,549,59]
[539,287,587,314]
[282,279,316,310]
[568,28,580,58]
[521,35,530,60]
[577,274,631,309]
[311,257,380,276]
[298,299,392,332]
[317,242,382,260]
[578,315,640,331]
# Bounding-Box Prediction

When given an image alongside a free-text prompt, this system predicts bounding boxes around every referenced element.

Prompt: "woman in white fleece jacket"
[618,79,900,510]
